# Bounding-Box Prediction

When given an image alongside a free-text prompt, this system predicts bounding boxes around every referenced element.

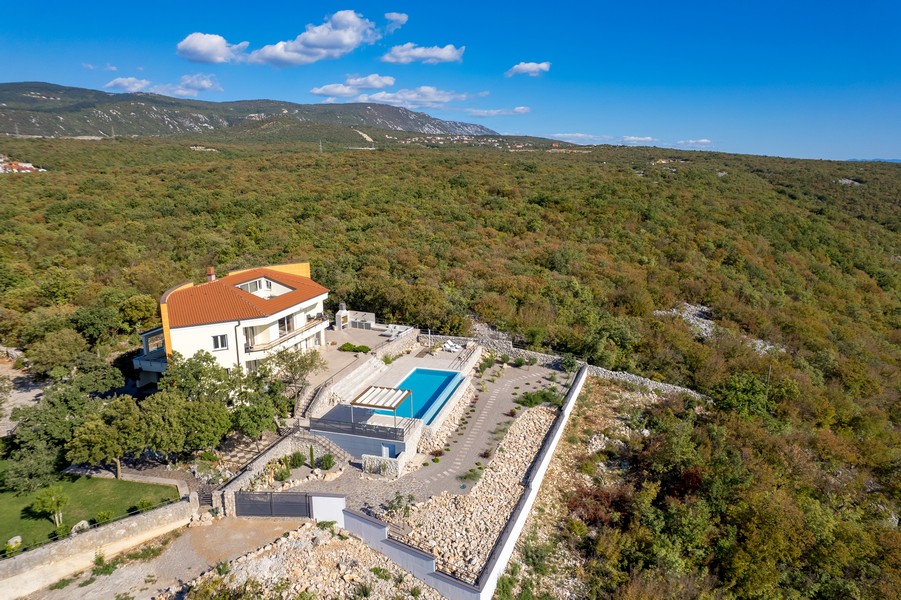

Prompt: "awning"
[351,386,411,411]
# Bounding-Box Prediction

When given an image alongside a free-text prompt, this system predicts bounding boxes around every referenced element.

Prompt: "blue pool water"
[376,368,463,425]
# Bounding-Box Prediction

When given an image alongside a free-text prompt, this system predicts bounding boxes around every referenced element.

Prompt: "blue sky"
[2,0,899,159]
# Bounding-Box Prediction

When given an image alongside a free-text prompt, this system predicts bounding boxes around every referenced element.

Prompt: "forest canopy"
[0,136,898,595]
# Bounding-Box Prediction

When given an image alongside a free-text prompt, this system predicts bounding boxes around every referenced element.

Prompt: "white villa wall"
[169,321,241,370]
[168,293,327,372]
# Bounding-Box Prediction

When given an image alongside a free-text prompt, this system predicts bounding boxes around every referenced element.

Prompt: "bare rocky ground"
[0,359,45,436]
[172,521,444,600]
[28,517,305,600]
[503,378,661,598]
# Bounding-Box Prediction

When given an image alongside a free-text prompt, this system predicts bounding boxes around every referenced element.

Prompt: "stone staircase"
[329,357,388,403]
[294,429,353,464]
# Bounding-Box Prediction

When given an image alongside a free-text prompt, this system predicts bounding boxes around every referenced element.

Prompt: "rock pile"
[173,521,443,599]
[402,407,557,583]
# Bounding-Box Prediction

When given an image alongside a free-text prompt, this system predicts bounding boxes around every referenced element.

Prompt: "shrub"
[560,353,578,372]
[199,450,217,462]
[93,510,114,524]
[500,353,511,364]
[274,468,291,482]
[92,552,117,576]
[318,453,335,470]
[49,578,73,590]
[514,357,526,368]
[515,388,563,408]
[338,343,370,353]
[4,541,22,557]
[370,566,391,580]
[52,523,71,540]
[215,561,230,576]
[317,520,336,531]
[135,498,155,513]
[289,451,305,468]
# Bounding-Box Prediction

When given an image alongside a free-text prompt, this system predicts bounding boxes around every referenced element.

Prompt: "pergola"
[350,386,412,428]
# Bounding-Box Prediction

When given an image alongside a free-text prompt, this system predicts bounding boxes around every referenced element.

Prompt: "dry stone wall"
[373,327,420,359]
[422,323,704,399]
[418,383,475,454]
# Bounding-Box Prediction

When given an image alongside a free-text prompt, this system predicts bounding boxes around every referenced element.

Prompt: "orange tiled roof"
[164,268,329,328]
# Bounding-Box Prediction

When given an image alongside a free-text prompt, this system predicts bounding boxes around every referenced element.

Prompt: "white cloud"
[505,61,551,77]
[676,138,713,147]
[249,10,378,66]
[104,64,118,72]
[103,77,151,93]
[82,63,95,70]
[311,73,396,98]
[381,43,464,64]
[152,73,223,98]
[310,83,359,98]
[550,133,613,144]
[177,32,249,64]
[346,74,395,89]
[466,106,531,117]
[357,86,467,109]
[385,12,408,34]
[550,133,664,145]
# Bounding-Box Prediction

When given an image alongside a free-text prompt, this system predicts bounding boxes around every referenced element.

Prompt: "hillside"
[0,82,497,138]
[0,137,898,597]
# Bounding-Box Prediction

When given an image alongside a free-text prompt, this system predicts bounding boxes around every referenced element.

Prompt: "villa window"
[278,315,294,337]
[212,334,228,350]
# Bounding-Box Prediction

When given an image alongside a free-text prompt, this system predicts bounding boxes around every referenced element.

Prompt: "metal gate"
[234,492,311,517]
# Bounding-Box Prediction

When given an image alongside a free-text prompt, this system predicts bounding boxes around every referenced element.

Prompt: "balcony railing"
[245,316,327,353]
[309,418,406,442]
[133,347,168,372]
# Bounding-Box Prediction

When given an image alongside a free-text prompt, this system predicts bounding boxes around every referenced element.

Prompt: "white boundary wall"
[1,493,198,599]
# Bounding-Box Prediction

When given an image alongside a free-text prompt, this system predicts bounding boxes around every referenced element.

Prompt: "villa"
[133,262,329,386]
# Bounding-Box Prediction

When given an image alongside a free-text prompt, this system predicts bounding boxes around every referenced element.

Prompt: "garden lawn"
[0,461,179,549]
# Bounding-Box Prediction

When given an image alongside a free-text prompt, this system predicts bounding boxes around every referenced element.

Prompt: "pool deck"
[297,362,574,508]
[369,350,470,389]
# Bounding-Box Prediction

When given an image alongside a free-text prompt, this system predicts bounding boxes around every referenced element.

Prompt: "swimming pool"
[376,368,464,425]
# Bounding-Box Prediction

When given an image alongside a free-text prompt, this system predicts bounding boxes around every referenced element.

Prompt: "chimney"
[206,267,216,282]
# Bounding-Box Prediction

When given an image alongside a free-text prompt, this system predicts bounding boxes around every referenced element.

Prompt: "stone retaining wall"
[218,434,339,516]
[0,493,198,599]
[361,454,403,478]
[417,382,475,454]
[373,328,420,360]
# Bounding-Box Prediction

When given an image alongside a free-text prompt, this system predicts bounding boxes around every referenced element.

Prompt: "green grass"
[0,461,179,548]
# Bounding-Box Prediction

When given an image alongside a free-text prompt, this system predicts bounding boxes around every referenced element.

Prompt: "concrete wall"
[309,494,346,528]
[0,494,198,599]
[343,510,481,600]
[313,430,407,460]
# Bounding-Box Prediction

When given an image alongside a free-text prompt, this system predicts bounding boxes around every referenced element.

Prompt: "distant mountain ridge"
[0,82,497,138]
